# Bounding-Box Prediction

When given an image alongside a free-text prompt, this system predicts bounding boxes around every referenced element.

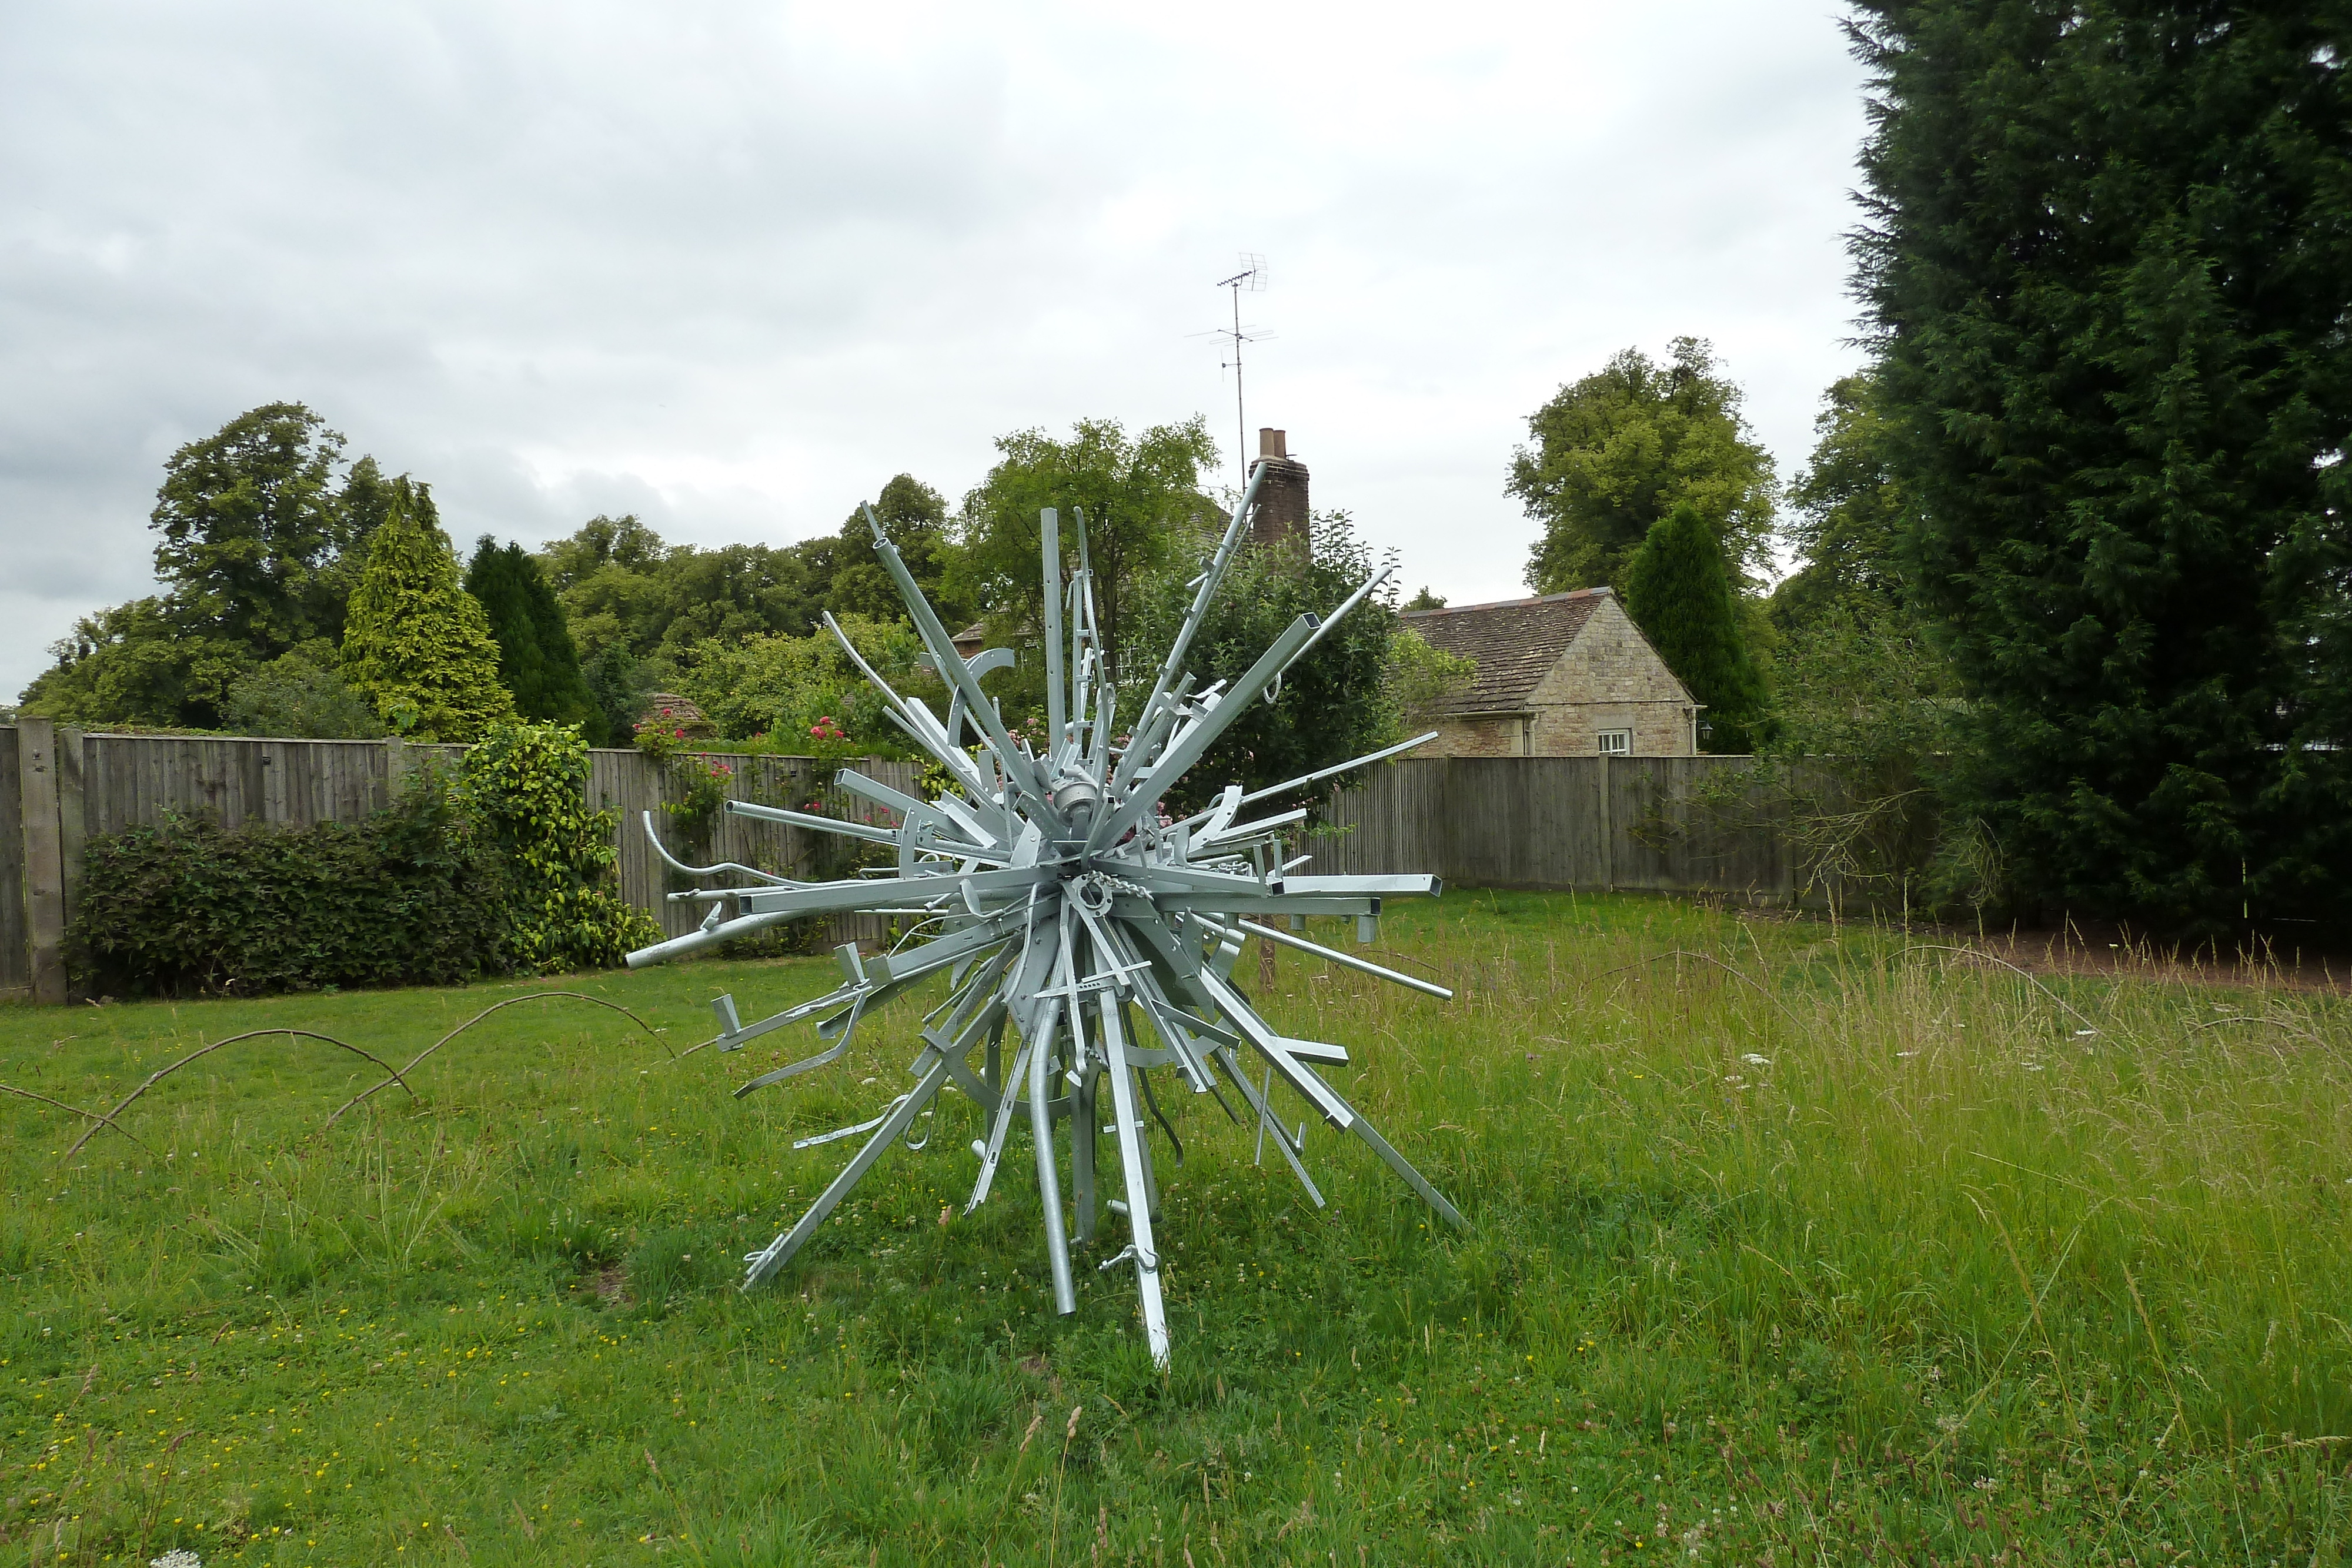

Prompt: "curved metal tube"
[640,810,793,884]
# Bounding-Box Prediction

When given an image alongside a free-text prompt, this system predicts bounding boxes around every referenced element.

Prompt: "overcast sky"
[1,0,1874,702]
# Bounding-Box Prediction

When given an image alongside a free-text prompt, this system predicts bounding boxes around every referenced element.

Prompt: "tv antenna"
[1210,253,1267,483]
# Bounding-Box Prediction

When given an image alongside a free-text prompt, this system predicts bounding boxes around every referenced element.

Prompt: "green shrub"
[70,721,661,995]
[68,763,511,997]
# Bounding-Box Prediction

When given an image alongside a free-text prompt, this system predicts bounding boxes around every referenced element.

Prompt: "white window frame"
[1596,728,1631,756]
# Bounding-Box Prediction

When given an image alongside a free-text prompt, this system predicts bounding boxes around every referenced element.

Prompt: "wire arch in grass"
[1,1081,153,1154]
[64,1029,422,1160]
[322,990,671,1131]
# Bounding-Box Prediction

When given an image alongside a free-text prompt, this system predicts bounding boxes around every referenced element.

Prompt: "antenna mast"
[1213,254,1266,484]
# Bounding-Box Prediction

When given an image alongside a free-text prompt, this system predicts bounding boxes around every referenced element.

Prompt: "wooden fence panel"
[1311,754,1793,901]
[0,727,24,998]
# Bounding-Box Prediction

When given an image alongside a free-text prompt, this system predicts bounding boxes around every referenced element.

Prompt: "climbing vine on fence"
[462,721,662,973]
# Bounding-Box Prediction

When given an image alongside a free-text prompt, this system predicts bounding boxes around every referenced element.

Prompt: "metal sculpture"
[626,469,1464,1363]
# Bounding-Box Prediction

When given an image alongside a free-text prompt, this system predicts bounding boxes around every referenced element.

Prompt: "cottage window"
[1597,728,1631,755]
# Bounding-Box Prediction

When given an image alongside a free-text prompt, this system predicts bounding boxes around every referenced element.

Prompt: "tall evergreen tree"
[1620,504,1765,753]
[465,538,607,743]
[341,480,516,742]
[1853,2,2352,930]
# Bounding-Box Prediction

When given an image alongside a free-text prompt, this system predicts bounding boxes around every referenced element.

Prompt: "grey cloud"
[2,0,1872,700]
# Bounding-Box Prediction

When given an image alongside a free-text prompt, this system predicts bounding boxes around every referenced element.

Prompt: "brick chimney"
[1245,427,1310,552]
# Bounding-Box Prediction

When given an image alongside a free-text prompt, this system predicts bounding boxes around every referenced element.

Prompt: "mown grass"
[2,891,2348,1566]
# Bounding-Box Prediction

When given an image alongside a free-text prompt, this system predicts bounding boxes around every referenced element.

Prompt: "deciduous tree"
[951,417,1221,679]
[1509,339,1778,595]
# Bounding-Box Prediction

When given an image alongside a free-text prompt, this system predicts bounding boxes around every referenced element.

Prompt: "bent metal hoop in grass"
[629,474,1466,1365]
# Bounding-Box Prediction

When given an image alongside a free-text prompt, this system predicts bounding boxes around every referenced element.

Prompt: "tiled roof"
[1399,589,1611,714]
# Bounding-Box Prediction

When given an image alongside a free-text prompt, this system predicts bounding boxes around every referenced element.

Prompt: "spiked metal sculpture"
[626,469,1465,1363]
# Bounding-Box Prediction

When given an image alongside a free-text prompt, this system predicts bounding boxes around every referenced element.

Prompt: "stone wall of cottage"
[1426,714,1527,757]
[1525,597,1696,757]
[1420,596,1698,758]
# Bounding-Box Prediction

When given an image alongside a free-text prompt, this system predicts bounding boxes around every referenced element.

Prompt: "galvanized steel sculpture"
[626,469,1465,1363]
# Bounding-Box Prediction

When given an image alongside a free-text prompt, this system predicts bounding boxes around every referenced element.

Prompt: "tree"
[817,474,963,624]
[1126,512,1399,810]
[465,539,608,744]
[1509,339,1779,595]
[341,480,517,741]
[148,402,373,654]
[220,642,387,738]
[18,597,223,729]
[1402,586,1447,611]
[20,404,391,728]
[950,417,1221,680]
[1621,504,1765,753]
[537,516,818,667]
[1770,372,1910,636]
[1853,2,2352,931]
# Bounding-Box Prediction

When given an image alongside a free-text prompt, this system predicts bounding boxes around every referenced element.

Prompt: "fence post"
[58,727,86,935]
[1599,753,1615,893]
[383,737,410,807]
[18,717,66,1004]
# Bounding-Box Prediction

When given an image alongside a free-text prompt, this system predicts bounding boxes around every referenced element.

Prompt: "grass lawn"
[2,891,2348,1566]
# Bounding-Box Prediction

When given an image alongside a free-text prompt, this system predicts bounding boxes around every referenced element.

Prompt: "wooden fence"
[0,723,925,1002]
[1315,756,1794,898]
[1,726,1792,1002]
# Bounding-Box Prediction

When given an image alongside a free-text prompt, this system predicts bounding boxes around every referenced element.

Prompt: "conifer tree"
[1620,504,1764,753]
[341,480,516,741]
[1853,3,2352,929]
[464,538,607,744]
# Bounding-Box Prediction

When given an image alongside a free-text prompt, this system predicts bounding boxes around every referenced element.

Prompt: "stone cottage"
[1400,588,1700,757]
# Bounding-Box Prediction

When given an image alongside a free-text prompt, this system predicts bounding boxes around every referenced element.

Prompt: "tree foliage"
[950,417,1222,681]
[69,764,511,997]
[1621,504,1765,753]
[148,402,375,653]
[340,480,516,742]
[221,641,387,740]
[541,516,818,671]
[1510,339,1779,595]
[673,614,931,752]
[1771,372,1910,636]
[814,474,964,626]
[1853,1,2352,930]
[21,404,389,730]
[465,537,607,744]
[1126,513,1401,812]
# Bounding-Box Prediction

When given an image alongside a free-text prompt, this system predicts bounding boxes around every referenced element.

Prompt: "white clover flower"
[1741,1053,1772,1066]
[151,1552,203,1568]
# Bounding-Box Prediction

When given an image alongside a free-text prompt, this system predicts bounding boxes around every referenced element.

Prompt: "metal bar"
[1027,997,1076,1313]
[1042,507,1065,753]
[1111,459,1271,795]
[1201,915,1455,1000]
[1274,566,1393,681]
[1096,958,1172,1365]
[742,1052,954,1287]
[866,509,1057,823]
[1088,612,1321,853]
[724,798,901,848]
[1236,730,1441,808]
